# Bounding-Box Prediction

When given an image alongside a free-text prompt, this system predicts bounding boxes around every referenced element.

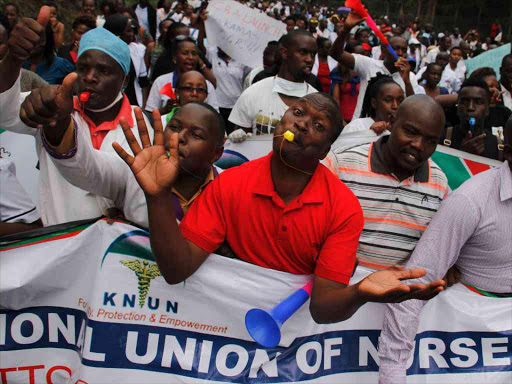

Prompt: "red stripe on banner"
[0,229,85,252]
[464,159,491,176]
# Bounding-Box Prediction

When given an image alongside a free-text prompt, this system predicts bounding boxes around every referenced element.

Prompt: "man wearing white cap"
[0,7,152,225]
[408,37,426,73]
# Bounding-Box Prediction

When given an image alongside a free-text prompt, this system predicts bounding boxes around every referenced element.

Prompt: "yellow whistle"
[283,130,295,142]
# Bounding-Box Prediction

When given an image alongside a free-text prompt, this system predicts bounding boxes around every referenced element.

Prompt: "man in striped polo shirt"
[329,95,449,270]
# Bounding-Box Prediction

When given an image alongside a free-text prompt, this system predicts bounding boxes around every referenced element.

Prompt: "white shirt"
[450,34,463,48]
[501,83,512,110]
[372,46,382,60]
[0,75,153,226]
[135,4,160,40]
[48,122,166,229]
[440,64,463,94]
[229,76,317,134]
[315,27,337,43]
[312,55,338,77]
[420,46,442,68]
[157,8,172,22]
[342,117,375,134]
[0,159,40,224]
[206,46,251,109]
[243,65,264,90]
[145,72,219,113]
[170,12,183,23]
[352,54,424,119]
[129,42,149,108]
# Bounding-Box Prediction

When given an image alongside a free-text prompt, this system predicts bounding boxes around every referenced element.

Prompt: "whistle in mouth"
[283,130,295,142]
[80,92,91,102]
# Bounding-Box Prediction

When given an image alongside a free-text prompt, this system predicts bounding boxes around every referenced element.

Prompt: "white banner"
[205,0,286,68]
[0,219,511,383]
[0,130,40,209]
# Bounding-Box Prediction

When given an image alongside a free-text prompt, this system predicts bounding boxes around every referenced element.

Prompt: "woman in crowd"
[421,63,449,98]
[146,36,218,116]
[57,15,97,66]
[104,14,150,108]
[312,37,338,93]
[342,74,404,136]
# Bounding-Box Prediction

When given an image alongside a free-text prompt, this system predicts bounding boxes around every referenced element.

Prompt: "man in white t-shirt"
[133,0,159,41]
[228,30,318,142]
[420,35,451,69]
[331,12,424,120]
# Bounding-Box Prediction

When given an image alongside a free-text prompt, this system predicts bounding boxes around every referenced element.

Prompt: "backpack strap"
[443,126,453,146]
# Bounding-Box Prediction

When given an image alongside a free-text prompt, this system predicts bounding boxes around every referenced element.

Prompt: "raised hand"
[20,72,77,130]
[462,131,486,155]
[358,268,445,303]
[7,6,50,67]
[113,108,180,198]
[342,11,366,32]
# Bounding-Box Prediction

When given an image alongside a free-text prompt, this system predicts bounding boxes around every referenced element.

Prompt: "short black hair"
[186,102,226,146]
[459,78,491,103]
[285,16,295,23]
[316,37,329,49]
[44,1,58,9]
[0,12,11,37]
[103,14,129,37]
[361,74,400,119]
[279,29,314,49]
[469,67,497,81]
[300,92,343,143]
[2,2,18,13]
[72,15,97,30]
[450,46,462,54]
[426,63,442,72]
[502,54,512,66]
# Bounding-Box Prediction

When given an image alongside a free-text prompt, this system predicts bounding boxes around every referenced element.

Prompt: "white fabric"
[228,128,251,143]
[170,12,183,23]
[96,15,106,28]
[129,42,149,108]
[0,75,153,226]
[312,55,338,77]
[352,54,423,119]
[243,65,264,90]
[157,8,172,22]
[206,46,250,108]
[450,34,463,48]
[372,46,382,60]
[0,159,39,224]
[135,4,159,40]
[501,83,512,110]
[315,27,337,43]
[145,72,219,113]
[420,46,441,68]
[229,76,317,134]
[440,65,463,94]
[342,117,375,134]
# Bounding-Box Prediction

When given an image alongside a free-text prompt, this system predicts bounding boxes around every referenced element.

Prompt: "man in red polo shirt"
[115,93,446,324]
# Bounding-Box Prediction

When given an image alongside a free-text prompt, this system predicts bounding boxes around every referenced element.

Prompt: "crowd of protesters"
[0,2,511,384]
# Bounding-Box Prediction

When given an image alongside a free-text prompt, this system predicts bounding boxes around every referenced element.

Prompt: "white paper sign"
[205,0,286,68]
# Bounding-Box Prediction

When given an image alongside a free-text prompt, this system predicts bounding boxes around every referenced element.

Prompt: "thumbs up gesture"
[7,6,50,66]
[20,72,77,144]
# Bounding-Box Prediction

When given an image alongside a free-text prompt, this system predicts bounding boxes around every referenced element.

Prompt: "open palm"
[113,108,179,197]
[359,268,445,303]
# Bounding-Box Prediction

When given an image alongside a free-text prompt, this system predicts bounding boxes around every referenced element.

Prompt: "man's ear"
[280,46,288,61]
[211,145,224,164]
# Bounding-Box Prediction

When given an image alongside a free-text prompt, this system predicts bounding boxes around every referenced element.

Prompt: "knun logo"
[102,230,176,311]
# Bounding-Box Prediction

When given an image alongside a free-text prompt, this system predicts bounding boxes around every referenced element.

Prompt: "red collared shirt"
[180,152,364,284]
[73,94,134,150]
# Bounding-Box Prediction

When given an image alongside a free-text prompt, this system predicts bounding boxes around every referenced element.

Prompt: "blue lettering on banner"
[0,307,511,382]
